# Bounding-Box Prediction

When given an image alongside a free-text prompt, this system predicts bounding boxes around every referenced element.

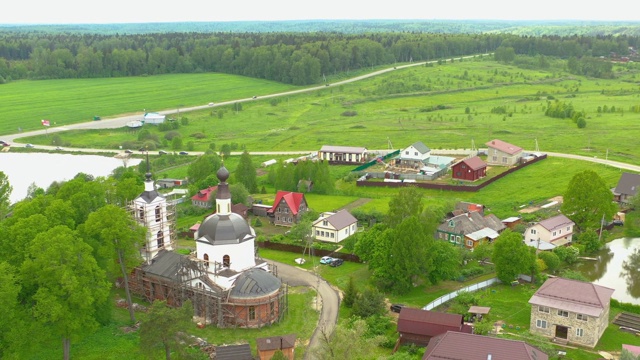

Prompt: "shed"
[397,308,471,347]
[215,344,253,360]
[143,112,166,124]
[257,334,296,360]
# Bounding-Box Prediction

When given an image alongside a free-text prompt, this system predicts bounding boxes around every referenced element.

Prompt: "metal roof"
[314,210,357,230]
[397,308,465,337]
[197,213,253,245]
[615,172,640,197]
[319,145,367,153]
[142,250,185,281]
[256,334,296,351]
[538,214,574,232]
[485,139,523,155]
[528,277,614,317]
[215,344,253,360]
[410,141,431,154]
[230,268,281,299]
[423,331,548,360]
[455,156,487,170]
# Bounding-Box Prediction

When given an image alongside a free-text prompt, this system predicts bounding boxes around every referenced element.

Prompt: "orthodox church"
[129,164,285,328]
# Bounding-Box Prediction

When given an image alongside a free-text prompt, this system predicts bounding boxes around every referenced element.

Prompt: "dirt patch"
[339,198,371,211]
[518,196,563,214]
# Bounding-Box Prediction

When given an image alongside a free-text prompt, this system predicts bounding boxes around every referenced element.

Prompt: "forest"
[0,29,638,85]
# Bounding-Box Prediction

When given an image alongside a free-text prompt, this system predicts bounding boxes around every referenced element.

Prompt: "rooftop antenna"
[387,137,393,150]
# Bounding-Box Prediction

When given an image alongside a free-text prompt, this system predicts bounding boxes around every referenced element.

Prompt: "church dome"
[217,166,230,182]
[230,268,281,299]
[198,213,252,244]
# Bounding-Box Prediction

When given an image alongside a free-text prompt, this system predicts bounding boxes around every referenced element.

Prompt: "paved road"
[268,260,339,360]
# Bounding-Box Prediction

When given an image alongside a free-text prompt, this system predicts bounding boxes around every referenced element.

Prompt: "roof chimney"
[487,354,492,360]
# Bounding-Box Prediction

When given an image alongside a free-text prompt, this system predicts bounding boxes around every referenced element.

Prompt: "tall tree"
[79,205,146,323]
[139,300,194,360]
[386,187,424,228]
[561,170,617,230]
[0,171,12,218]
[313,318,384,360]
[21,226,110,360]
[235,151,258,193]
[187,154,221,186]
[492,229,535,283]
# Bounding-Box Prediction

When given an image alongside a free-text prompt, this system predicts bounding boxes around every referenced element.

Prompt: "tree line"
[0,31,638,84]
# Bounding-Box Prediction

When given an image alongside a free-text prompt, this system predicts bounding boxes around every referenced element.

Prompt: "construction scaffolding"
[128,255,288,329]
[127,198,177,262]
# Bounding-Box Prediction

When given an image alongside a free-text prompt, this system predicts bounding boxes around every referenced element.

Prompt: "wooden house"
[451,156,487,182]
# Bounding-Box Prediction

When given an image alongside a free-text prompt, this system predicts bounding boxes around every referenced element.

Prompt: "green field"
[0,73,297,135]
[15,58,640,166]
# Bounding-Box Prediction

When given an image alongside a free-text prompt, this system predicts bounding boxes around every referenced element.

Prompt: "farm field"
[0,73,297,135]
[15,57,640,165]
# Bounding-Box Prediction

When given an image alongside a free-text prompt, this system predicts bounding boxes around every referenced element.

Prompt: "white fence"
[422,278,500,311]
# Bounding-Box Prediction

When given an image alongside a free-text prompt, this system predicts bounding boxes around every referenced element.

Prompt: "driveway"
[268,260,340,360]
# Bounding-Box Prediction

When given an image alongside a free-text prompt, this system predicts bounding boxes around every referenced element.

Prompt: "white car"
[25,143,34,148]
[320,256,335,265]
[208,102,214,106]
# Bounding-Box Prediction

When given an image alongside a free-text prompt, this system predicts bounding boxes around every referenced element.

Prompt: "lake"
[575,237,640,305]
[0,152,141,204]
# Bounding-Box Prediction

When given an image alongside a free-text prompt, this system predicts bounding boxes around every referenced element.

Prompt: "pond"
[0,152,141,204]
[575,237,640,305]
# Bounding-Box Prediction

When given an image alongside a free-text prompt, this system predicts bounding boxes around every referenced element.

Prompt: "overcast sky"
[1,0,638,24]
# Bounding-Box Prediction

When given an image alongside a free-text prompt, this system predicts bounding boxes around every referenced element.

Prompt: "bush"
[165,131,181,141]
[254,218,263,227]
[341,110,358,117]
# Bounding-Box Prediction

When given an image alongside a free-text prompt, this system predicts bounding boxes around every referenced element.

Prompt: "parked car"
[124,149,133,154]
[612,219,624,226]
[330,258,344,267]
[390,304,405,313]
[179,151,188,155]
[208,102,215,106]
[320,256,334,265]
[0,141,9,147]
[158,150,168,155]
[252,95,257,99]
[55,146,64,151]
[25,143,34,148]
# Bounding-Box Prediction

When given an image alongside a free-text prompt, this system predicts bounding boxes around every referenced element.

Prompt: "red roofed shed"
[452,156,487,182]
[191,186,217,208]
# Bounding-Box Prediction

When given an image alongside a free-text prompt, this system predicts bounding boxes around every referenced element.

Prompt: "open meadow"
[16,57,640,164]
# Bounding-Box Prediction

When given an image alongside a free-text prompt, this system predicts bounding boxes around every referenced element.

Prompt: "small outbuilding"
[451,156,487,182]
[396,308,472,348]
[257,334,296,360]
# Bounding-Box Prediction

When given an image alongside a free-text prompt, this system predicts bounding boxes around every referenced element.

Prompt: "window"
[270,302,275,316]
[277,207,281,213]
[456,236,461,244]
[502,157,507,163]
[492,156,497,162]
[277,216,280,221]
[558,229,562,234]
[203,254,209,268]
[223,255,230,267]
[405,151,409,155]
[461,165,466,169]
[316,230,320,236]
[467,240,473,247]
[567,226,571,231]
[155,206,161,222]
[323,220,328,226]
[536,319,547,329]
[330,233,334,238]
[552,231,557,236]
[557,310,569,317]
[249,306,256,320]
[576,328,584,337]
[538,306,550,313]
[414,152,418,156]
[531,229,537,234]
[156,231,164,248]
[577,313,588,321]
[138,207,144,219]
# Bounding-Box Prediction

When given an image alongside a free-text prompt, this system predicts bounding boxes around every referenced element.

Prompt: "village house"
[318,145,367,164]
[422,331,548,360]
[311,210,358,243]
[191,186,217,208]
[485,139,523,166]
[398,141,431,168]
[267,191,309,227]
[528,277,614,347]
[256,334,296,360]
[396,308,472,348]
[156,178,187,189]
[451,156,487,182]
[436,211,506,249]
[612,172,640,205]
[524,214,574,251]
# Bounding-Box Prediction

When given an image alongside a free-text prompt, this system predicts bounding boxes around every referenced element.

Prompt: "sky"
[2,0,639,24]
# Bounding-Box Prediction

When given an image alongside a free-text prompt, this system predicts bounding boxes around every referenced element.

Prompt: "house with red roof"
[528,277,614,347]
[396,308,472,348]
[191,186,217,208]
[485,139,523,166]
[267,191,309,227]
[524,214,574,250]
[423,331,548,360]
[451,156,487,182]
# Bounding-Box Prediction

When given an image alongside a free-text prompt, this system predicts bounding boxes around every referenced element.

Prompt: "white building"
[143,112,166,124]
[312,210,358,243]
[525,214,575,250]
[399,141,431,167]
[132,171,174,264]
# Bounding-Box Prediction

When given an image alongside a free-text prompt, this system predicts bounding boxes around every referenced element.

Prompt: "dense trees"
[235,151,258,193]
[561,170,617,230]
[0,171,11,218]
[0,30,635,84]
[492,230,536,283]
[139,300,195,360]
